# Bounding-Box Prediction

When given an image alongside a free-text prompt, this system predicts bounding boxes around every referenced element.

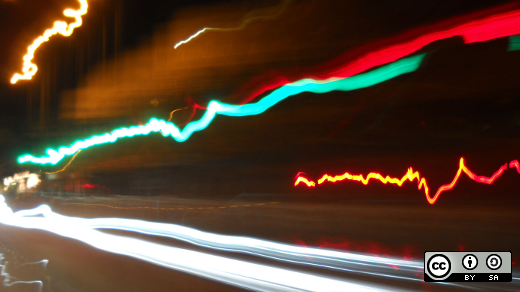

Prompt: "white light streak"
[0,195,396,292]
[1,196,515,291]
[174,0,290,49]
[42,208,422,275]
[0,253,44,292]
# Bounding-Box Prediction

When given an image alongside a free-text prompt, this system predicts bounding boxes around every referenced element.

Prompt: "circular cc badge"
[427,254,451,279]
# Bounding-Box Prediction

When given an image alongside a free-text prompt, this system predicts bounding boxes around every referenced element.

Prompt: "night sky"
[0,0,519,204]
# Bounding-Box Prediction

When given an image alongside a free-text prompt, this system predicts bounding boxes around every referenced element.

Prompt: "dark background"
[0,0,519,204]
[0,2,519,291]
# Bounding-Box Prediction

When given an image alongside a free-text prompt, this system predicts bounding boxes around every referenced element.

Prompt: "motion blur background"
[0,0,519,291]
[1,0,519,200]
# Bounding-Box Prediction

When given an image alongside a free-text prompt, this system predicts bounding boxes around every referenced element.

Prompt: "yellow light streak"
[167,107,189,122]
[44,150,82,174]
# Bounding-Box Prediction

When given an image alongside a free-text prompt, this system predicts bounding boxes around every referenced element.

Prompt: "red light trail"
[167,99,206,126]
[510,160,520,173]
[230,3,520,105]
[178,102,206,126]
[294,158,519,204]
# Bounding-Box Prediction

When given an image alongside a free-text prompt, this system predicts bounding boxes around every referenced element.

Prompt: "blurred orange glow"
[10,0,88,84]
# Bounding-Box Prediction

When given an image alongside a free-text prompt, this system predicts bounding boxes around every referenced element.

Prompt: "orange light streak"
[295,158,518,204]
[167,107,189,122]
[44,150,81,174]
[10,0,88,84]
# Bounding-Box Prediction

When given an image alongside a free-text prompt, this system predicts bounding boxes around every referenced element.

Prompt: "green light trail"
[18,54,424,165]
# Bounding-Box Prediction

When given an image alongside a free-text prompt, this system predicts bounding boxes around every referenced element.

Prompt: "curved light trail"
[18,54,424,165]
[167,107,190,122]
[295,158,519,204]
[232,6,520,104]
[33,205,421,274]
[174,0,290,49]
[167,103,206,126]
[11,0,88,84]
[43,150,82,174]
[0,195,400,292]
[510,160,520,173]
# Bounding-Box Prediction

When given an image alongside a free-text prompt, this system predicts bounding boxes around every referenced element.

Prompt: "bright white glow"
[174,28,209,49]
[26,175,41,190]
[0,195,395,292]
[3,172,41,192]
[39,209,422,278]
[0,196,509,291]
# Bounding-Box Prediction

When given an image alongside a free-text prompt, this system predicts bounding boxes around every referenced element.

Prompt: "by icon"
[462,254,478,270]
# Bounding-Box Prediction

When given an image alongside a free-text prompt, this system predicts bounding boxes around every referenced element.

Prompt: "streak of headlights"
[29,204,424,281]
[0,196,398,292]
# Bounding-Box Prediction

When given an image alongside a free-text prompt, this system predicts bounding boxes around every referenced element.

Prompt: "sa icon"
[427,254,451,279]
[486,254,502,270]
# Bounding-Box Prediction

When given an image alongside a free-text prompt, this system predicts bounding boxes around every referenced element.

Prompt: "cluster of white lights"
[3,172,41,192]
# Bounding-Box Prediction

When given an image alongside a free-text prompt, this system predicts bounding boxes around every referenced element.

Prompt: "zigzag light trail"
[232,6,520,105]
[0,196,404,292]
[17,54,424,165]
[295,158,520,204]
[10,0,88,84]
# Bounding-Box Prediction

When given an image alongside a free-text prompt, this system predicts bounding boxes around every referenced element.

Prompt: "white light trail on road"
[15,259,49,269]
[0,195,395,292]
[37,207,422,278]
[0,253,44,292]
